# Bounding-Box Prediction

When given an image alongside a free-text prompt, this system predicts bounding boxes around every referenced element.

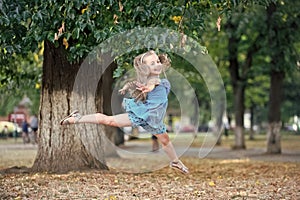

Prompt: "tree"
[264,1,300,153]
[1,0,214,172]
[214,0,299,149]
[213,0,299,151]
[223,4,266,149]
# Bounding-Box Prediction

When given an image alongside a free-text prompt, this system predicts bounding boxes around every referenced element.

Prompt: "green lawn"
[132,131,300,150]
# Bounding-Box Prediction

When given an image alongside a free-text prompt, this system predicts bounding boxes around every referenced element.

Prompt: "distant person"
[22,120,29,144]
[30,114,38,144]
[151,135,159,152]
[1,125,9,139]
[168,114,173,132]
[13,122,18,142]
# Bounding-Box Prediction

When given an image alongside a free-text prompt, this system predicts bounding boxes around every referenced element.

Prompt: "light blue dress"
[123,79,170,134]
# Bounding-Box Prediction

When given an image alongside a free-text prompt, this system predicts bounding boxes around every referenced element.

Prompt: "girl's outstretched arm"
[136,77,160,93]
[118,81,138,95]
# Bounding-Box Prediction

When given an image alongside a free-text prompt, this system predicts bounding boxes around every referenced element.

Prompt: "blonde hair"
[133,50,171,84]
[119,50,171,102]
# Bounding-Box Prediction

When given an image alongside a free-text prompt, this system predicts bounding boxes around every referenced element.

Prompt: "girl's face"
[143,53,162,76]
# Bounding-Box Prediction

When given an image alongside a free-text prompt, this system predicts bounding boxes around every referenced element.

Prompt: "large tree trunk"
[226,8,262,149]
[101,64,124,146]
[266,70,284,154]
[32,40,109,173]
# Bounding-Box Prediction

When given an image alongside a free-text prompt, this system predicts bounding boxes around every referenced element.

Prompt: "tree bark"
[97,61,124,157]
[232,84,246,149]
[100,63,124,146]
[32,40,108,173]
[266,122,281,154]
[266,70,284,154]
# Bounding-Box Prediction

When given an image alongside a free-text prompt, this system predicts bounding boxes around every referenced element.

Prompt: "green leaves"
[0,0,214,64]
[72,28,80,39]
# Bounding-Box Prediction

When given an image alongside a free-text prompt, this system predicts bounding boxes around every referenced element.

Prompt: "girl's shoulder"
[160,79,171,89]
[160,78,170,84]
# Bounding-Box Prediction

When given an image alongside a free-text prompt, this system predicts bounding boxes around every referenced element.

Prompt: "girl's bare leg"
[61,112,132,127]
[154,133,178,162]
[155,133,189,173]
[91,113,132,127]
[61,113,188,172]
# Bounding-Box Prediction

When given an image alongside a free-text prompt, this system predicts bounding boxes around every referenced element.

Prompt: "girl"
[60,50,189,174]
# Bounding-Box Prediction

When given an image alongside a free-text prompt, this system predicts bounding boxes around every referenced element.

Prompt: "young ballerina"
[60,50,189,174]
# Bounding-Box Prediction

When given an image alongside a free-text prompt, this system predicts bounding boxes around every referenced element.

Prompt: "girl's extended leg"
[154,133,189,173]
[154,133,178,161]
[61,112,188,173]
[60,112,132,127]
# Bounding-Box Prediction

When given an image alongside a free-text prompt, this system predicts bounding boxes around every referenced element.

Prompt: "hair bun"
[158,54,171,70]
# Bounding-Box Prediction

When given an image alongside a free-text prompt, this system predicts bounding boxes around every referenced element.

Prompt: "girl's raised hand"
[118,88,126,95]
[136,82,154,93]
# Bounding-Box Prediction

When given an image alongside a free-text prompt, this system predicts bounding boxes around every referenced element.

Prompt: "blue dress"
[123,79,170,134]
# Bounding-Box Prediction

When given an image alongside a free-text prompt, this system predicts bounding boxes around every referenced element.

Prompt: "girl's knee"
[156,133,170,146]
[105,116,116,126]
[95,113,114,126]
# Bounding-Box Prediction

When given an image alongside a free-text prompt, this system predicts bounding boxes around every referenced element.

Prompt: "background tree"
[264,1,300,153]
[213,0,300,151]
[201,11,233,144]
[222,3,266,149]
